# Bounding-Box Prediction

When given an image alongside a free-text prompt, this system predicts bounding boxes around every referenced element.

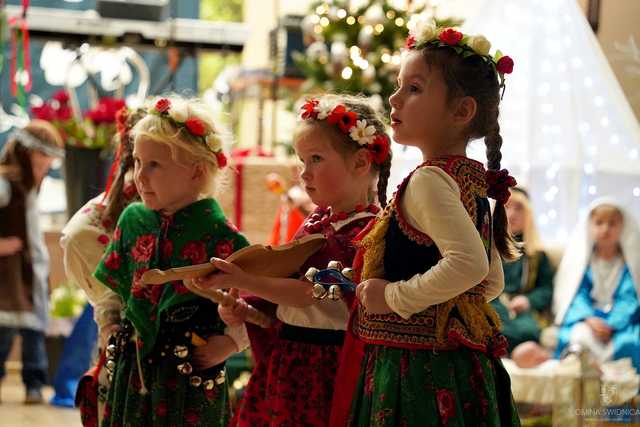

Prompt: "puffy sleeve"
[61,205,123,329]
[383,166,490,319]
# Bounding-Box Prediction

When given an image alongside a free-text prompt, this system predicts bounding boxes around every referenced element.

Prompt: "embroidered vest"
[353,156,503,352]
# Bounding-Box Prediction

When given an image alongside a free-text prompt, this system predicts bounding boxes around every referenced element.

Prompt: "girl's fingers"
[229,288,240,299]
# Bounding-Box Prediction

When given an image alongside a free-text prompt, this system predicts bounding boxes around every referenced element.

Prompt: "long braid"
[376,154,392,208]
[485,120,518,260]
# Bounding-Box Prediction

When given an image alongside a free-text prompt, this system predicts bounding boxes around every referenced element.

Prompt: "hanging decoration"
[8,0,31,107]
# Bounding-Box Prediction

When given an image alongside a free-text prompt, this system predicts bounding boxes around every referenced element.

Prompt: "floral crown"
[299,98,391,165]
[149,97,227,168]
[405,16,514,92]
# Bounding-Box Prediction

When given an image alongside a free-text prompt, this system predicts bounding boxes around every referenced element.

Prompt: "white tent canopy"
[389,0,640,244]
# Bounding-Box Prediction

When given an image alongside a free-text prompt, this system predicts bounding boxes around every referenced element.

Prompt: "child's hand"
[509,295,530,314]
[356,278,392,314]
[585,317,613,343]
[193,258,251,291]
[98,323,121,350]
[218,288,249,326]
[192,335,237,370]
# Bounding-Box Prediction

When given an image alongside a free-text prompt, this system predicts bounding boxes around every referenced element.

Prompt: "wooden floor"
[0,371,81,427]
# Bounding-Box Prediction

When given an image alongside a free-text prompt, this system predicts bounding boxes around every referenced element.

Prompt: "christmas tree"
[293,0,462,112]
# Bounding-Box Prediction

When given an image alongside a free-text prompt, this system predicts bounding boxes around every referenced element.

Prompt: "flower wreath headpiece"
[299,99,391,165]
[405,16,514,94]
[149,97,227,168]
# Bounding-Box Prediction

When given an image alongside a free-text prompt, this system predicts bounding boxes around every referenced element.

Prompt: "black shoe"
[24,388,44,404]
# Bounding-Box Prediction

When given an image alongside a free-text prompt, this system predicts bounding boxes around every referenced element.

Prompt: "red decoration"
[131,234,156,263]
[303,204,379,233]
[215,151,228,168]
[438,28,463,46]
[369,134,390,165]
[155,98,171,113]
[300,99,319,119]
[485,168,517,204]
[496,55,514,74]
[405,34,416,49]
[184,117,207,136]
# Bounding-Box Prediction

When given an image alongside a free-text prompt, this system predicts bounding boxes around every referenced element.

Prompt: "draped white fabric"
[388,0,640,244]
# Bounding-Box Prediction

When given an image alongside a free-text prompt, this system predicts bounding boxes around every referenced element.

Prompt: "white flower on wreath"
[206,134,222,152]
[168,100,189,123]
[414,17,437,44]
[349,120,376,146]
[467,35,491,56]
[315,99,334,120]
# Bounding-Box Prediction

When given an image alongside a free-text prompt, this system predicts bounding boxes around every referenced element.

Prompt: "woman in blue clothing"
[554,198,640,371]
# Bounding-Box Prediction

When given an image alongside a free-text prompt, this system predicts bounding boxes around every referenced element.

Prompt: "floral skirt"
[348,344,521,427]
[232,325,343,427]
[101,343,229,427]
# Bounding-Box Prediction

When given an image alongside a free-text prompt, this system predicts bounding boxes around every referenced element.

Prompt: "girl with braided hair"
[192,94,392,426]
[331,16,521,427]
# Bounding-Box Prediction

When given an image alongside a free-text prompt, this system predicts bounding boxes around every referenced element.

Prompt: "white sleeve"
[0,176,11,208]
[224,324,250,352]
[483,242,505,302]
[383,166,490,319]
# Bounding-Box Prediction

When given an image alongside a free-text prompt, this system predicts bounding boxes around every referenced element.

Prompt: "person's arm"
[483,242,505,302]
[192,259,314,308]
[527,252,554,311]
[604,267,639,331]
[383,167,490,319]
[224,324,250,352]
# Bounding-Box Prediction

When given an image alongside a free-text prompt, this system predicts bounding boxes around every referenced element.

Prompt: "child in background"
[0,120,64,404]
[93,96,249,426]
[192,94,392,426]
[334,17,520,426]
[554,199,640,371]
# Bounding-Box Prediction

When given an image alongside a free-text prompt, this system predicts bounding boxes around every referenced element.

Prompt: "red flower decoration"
[184,117,207,136]
[181,241,208,264]
[486,169,517,204]
[115,107,129,136]
[31,104,56,121]
[436,388,456,425]
[97,234,110,245]
[131,268,151,300]
[104,251,121,270]
[496,55,514,74]
[300,99,319,119]
[215,239,234,259]
[327,105,346,125]
[57,106,72,121]
[155,98,171,113]
[216,151,228,168]
[405,34,416,49]
[52,90,70,105]
[369,135,390,164]
[131,234,156,263]
[328,105,358,133]
[439,28,463,46]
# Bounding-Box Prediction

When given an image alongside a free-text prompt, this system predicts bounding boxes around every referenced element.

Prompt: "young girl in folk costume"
[0,120,64,404]
[192,94,392,426]
[93,96,249,426]
[333,18,521,426]
[553,199,640,371]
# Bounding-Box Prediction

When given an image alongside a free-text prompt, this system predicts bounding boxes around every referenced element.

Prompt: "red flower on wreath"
[215,239,234,259]
[496,55,514,74]
[369,134,390,164]
[328,105,358,133]
[181,241,208,264]
[439,28,463,46]
[216,151,228,168]
[185,117,207,136]
[97,234,110,245]
[131,234,156,263]
[436,389,456,425]
[155,98,171,113]
[300,99,319,119]
[104,251,121,270]
[405,34,416,49]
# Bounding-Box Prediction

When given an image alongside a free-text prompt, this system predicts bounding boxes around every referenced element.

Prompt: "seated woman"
[553,198,640,371]
[491,187,555,353]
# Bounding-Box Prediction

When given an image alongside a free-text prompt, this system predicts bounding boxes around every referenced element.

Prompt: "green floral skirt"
[348,344,521,427]
[101,344,229,427]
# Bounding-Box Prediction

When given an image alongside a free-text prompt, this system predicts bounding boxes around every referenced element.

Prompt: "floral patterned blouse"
[94,198,249,356]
